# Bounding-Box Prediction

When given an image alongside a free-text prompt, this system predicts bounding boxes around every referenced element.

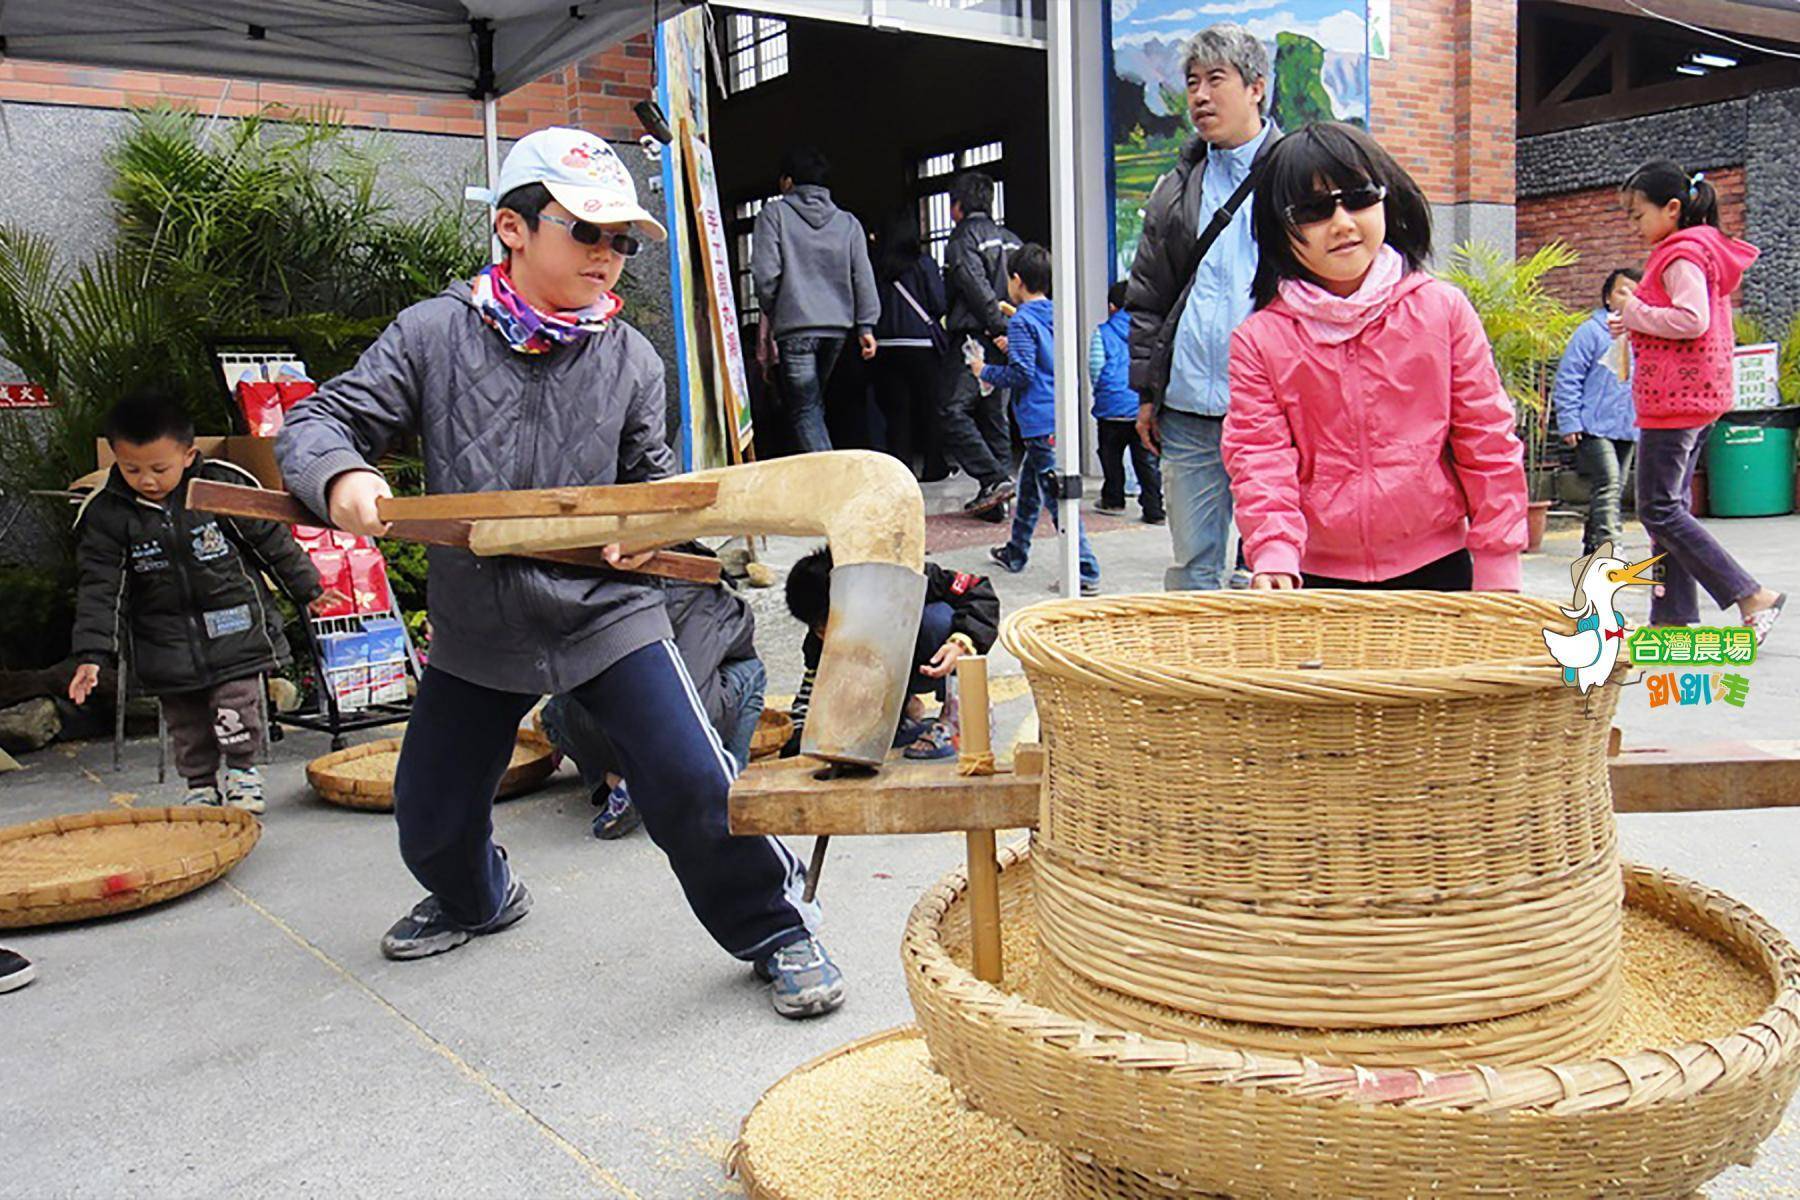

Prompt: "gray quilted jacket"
[276,281,675,695]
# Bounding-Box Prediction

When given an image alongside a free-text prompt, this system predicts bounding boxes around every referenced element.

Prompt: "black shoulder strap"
[1190,139,1276,271]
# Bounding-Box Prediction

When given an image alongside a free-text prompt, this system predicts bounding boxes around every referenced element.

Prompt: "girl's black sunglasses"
[1283,182,1387,228]
[539,212,642,257]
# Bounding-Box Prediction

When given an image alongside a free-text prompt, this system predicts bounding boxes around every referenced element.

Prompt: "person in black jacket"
[66,390,326,813]
[871,208,948,479]
[782,546,1001,760]
[940,171,1023,520]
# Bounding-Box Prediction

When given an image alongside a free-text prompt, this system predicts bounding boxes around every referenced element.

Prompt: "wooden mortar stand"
[730,655,1037,987]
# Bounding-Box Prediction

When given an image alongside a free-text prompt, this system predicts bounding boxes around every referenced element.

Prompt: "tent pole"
[484,95,502,264]
[1047,0,1083,598]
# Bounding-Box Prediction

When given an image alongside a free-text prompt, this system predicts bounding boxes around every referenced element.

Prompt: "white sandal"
[1744,592,1786,646]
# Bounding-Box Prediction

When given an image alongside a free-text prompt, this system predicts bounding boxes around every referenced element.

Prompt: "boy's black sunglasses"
[1283,182,1387,228]
[538,212,642,257]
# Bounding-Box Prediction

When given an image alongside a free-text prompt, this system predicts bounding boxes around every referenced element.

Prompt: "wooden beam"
[1519,51,1800,134]
[375,480,719,522]
[185,479,721,585]
[1541,28,1619,108]
[728,752,1041,836]
[1611,741,1800,812]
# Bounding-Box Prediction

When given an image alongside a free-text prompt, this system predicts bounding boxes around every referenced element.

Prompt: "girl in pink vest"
[1223,123,1526,592]
[1610,160,1783,642]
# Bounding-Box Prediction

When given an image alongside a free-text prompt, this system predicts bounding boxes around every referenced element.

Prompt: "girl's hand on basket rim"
[1251,572,1299,590]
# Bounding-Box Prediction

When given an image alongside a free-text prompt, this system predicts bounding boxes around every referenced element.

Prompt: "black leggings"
[1303,548,1473,591]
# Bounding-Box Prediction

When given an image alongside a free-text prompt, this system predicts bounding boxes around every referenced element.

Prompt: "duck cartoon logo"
[1541,541,1663,694]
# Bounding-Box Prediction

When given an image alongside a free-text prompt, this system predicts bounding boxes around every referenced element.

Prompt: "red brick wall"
[0,34,656,141]
[1516,166,1747,309]
[1371,0,1516,207]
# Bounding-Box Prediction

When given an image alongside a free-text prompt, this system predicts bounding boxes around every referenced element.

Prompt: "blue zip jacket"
[1088,308,1139,420]
[1552,310,1637,442]
[982,297,1055,439]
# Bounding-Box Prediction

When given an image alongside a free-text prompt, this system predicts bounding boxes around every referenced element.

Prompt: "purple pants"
[1635,424,1759,625]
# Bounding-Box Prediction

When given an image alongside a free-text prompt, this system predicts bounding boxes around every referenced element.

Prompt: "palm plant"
[0,106,486,504]
[1439,240,1586,501]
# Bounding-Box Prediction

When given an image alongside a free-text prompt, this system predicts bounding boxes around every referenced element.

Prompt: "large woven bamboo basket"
[1001,592,1622,1030]
[904,845,1800,1199]
[306,729,557,812]
[0,806,261,928]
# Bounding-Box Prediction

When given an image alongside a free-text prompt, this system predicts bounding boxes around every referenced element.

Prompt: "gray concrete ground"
[3,484,1797,1198]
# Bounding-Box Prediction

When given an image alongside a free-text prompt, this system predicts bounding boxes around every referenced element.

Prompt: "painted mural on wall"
[1111,0,1370,275]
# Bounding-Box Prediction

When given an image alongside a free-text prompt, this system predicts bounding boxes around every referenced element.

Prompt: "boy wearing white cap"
[277,128,843,1018]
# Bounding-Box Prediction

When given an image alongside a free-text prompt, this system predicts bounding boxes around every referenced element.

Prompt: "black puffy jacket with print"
[70,457,322,695]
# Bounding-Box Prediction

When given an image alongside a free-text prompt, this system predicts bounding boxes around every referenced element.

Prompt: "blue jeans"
[544,656,768,785]
[1160,409,1233,591]
[776,334,845,454]
[717,657,767,769]
[1001,436,1099,583]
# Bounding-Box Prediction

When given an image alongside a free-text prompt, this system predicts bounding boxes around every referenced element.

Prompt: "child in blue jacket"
[1090,280,1164,524]
[971,243,1101,593]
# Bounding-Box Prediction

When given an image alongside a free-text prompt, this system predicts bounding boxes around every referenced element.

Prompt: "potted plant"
[1440,241,1586,551]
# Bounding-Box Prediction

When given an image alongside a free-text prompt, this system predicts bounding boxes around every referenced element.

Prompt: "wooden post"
[958,656,1004,984]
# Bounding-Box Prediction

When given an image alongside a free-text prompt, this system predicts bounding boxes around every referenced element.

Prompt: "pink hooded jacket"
[1223,270,1528,591]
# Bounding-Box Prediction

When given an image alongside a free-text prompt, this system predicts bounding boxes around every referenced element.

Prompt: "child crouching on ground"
[68,390,327,812]
[783,546,999,761]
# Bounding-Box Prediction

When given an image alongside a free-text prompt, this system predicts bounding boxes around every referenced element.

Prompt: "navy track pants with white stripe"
[392,643,819,960]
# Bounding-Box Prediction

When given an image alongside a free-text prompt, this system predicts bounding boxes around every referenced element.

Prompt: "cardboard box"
[363,618,409,705]
[95,435,284,491]
[318,631,370,712]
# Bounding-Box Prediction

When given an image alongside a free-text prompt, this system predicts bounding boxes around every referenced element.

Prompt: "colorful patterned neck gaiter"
[470,262,622,354]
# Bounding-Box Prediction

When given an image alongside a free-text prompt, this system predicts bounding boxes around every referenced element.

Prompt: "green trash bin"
[1705,410,1797,517]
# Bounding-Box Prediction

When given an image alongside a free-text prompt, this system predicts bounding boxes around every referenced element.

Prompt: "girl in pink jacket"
[1610,160,1783,642]
[1223,123,1526,592]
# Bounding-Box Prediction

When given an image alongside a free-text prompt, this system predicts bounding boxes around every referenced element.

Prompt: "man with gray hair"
[1125,23,1278,591]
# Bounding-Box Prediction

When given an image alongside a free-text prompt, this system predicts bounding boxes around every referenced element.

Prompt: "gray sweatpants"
[160,677,265,787]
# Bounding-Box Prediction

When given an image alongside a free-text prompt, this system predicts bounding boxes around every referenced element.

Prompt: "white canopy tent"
[2,0,1107,589]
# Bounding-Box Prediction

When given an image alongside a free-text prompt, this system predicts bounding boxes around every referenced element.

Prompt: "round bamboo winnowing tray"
[0,807,261,928]
[1001,593,1623,1031]
[750,708,794,761]
[306,730,557,812]
[905,845,1800,1200]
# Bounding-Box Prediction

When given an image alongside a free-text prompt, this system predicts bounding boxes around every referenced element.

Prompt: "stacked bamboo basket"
[896,592,1800,1198]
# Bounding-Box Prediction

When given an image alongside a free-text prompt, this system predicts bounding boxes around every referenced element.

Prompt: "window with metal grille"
[917,141,1006,265]
[726,13,789,95]
[730,197,779,323]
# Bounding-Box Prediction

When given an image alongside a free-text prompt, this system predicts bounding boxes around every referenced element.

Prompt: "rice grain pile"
[736,1035,1058,1200]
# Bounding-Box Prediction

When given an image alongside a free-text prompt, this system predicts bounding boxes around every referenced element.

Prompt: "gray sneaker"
[754,936,846,1019]
[182,785,222,807]
[380,877,533,961]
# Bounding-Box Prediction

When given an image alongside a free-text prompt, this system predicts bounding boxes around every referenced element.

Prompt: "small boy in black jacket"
[784,546,1000,760]
[67,391,326,812]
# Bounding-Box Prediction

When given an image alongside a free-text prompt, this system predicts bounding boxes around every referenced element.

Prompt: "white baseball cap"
[466,126,667,242]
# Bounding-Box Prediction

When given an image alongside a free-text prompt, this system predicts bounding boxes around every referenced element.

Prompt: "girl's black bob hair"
[1249,122,1433,309]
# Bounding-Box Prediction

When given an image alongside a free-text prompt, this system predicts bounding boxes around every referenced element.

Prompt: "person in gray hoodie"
[276,127,843,1020]
[751,146,880,454]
